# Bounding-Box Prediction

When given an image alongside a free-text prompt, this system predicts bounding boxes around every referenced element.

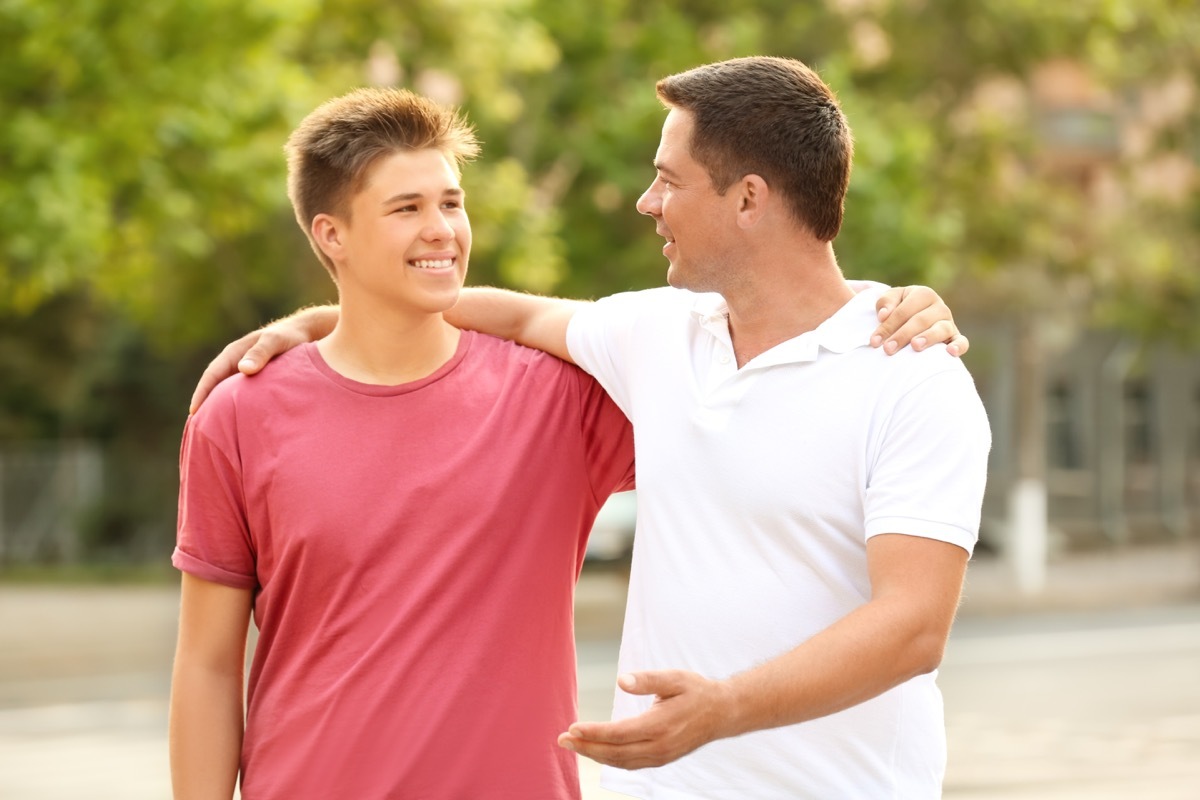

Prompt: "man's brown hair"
[656,56,853,242]
[286,87,480,277]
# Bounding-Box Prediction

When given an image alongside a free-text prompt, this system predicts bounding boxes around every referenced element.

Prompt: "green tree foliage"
[838,0,1200,346]
[6,0,1196,338]
[0,0,329,342]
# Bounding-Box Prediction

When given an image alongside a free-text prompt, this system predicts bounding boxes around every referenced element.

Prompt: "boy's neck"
[317,300,461,386]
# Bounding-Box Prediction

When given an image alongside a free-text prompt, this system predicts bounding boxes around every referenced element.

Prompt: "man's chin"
[665,263,684,289]
[666,264,705,293]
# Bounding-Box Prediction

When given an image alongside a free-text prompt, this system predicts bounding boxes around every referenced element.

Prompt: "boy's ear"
[311,213,346,262]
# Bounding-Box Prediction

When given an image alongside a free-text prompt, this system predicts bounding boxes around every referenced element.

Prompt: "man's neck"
[318,296,461,385]
[722,243,853,368]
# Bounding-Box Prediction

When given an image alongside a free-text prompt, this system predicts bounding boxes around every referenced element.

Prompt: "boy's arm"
[873,285,968,356]
[169,573,253,800]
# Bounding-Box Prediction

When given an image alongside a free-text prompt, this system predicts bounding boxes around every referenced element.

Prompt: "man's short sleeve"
[173,411,257,589]
[566,290,662,416]
[864,366,992,554]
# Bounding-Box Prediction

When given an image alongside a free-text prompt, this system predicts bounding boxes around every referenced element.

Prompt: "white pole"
[1009,478,1048,594]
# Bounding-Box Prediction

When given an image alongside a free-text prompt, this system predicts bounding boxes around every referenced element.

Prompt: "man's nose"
[636,184,661,216]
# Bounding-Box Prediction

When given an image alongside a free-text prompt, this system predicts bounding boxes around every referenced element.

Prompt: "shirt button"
[718,354,731,364]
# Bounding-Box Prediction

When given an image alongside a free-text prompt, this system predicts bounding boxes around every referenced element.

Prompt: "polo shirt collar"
[689,286,886,366]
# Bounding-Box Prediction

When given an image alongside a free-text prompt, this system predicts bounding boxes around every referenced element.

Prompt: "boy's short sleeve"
[572,369,635,501]
[173,412,257,590]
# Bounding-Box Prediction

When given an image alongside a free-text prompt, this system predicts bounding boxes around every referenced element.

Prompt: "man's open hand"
[188,306,338,413]
[558,670,737,770]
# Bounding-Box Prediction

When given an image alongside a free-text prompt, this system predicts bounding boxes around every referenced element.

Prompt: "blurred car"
[585,490,637,563]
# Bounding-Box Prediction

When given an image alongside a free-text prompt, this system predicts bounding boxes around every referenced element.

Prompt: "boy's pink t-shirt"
[174,332,634,799]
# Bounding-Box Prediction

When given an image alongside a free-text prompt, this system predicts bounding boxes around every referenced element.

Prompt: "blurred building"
[966,59,1199,561]
[969,325,1200,551]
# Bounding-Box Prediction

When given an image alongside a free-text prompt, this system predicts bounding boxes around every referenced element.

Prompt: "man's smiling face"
[635,107,738,294]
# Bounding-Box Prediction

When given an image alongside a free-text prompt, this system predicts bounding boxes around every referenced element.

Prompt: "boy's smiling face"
[317,147,471,319]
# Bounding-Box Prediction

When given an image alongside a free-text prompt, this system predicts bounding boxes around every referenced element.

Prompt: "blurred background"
[1,0,1198,797]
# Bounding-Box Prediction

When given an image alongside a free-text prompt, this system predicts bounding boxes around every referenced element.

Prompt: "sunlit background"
[2,1,1198,797]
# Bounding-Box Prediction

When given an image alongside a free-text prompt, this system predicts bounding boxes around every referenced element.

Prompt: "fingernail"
[914,336,927,350]
[885,340,898,354]
[878,307,891,321]
[870,334,883,347]
[617,673,636,689]
[239,358,255,369]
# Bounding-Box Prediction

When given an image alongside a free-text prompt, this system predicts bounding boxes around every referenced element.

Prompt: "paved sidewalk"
[956,539,1200,616]
[1,539,1197,799]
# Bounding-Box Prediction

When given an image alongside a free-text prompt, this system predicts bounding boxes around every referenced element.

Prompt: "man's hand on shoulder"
[189,305,339,413]
[872,285,969,357]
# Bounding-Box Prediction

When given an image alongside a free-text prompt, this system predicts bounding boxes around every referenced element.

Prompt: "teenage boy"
[169,87,635,799]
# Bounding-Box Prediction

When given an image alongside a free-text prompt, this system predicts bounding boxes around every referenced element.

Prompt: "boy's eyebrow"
[381,187,465,206]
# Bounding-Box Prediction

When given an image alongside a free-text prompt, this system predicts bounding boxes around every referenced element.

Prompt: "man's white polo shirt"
[567,285,991,800]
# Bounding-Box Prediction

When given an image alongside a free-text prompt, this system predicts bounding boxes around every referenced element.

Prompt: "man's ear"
[735,174,770,230]
[311,213,346,263]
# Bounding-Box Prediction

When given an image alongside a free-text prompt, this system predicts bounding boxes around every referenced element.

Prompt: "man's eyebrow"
[653,161,680,179]
[381,188,465,206]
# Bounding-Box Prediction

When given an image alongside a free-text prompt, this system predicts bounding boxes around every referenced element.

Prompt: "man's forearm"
[446,287,587,363]
[283,304,339,340]
[719,536,967,738]
[720,591,952,738]
[559,552,965,771]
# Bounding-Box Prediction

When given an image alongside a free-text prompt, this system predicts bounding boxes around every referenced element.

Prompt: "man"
[170,87,636,799]
[544,57,989,798]
[188,61,982,798]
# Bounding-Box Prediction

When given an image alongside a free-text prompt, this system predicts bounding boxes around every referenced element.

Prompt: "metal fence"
[0,442,103,564]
